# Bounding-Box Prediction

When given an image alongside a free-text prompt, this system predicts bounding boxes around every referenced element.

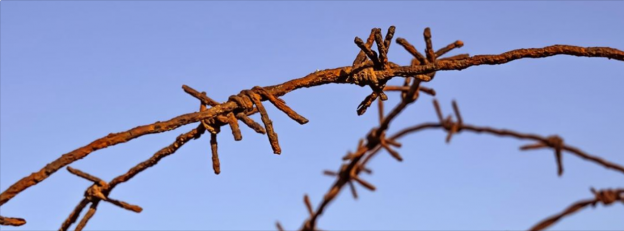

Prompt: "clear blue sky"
[1,1,623,230]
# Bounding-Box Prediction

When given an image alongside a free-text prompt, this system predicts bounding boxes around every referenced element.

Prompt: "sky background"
[1,1,623,230]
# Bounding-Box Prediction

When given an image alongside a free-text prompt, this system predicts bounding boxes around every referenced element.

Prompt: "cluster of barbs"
[285,26,470,231]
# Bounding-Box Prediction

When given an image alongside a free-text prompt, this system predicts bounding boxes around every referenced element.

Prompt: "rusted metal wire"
[1,26,622,229]
[59,125,206,230]
[392,100,624,175]
[58,83,311,228]
[60,198,89,230]
[246,90,281,154]
[297,35,623,228]
[529,188,623,231]
[0,216,26,226]
[353,28,379,67]
[299,99,624,230]
[61,166,143,230]
[3,41,619,214]
[252,86,309,125]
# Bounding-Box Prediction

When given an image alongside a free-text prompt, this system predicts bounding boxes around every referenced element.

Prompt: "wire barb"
[182,85,219,106]
[435,40,464,58]
[423,27,435,63]
[245,90,281,154]
[67,166,107,186]
[351,175,376,191]
[252,86,309,125]
[374,29,388,69]
[60,198,89,230]
[433,99,444,123]
[354,36,381,68]
[323,170,338,176]
[304,194,314,217]
[210,133,221,175]
[420,86,436,96]
[235,112,266,134]
[378,96,384,123]
[520,135,565,176]
[356,91,379,116]
[452,100,463,125]
[396,38,427,64]
[383,26,396,51]
[227,112,242,141]
[353,28,379,66]
[381,140,403,162]
[65,167,143,217]
[348,181,359,199]
[276,221,285,231]
[0,216,26,226]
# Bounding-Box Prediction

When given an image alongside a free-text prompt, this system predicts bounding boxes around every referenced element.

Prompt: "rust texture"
[0,25,622,229]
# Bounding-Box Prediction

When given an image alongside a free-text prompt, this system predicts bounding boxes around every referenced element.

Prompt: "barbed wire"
[1,26,622,230]
[290,96,624,230]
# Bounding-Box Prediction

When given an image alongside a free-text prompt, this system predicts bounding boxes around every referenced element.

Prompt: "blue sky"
[1,1,623,230]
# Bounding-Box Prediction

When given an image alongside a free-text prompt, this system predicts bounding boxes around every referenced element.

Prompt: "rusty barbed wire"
[59,125,205,230]
[296,26,466,231]
[529,188,624,231]
[3,43,621,217]
[0,216,26,226]
[1,25,623,229]
[287,27,623,231]
[291,96,624,230]
[58,84,305,230]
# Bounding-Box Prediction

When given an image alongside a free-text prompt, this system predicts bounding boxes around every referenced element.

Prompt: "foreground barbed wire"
[1,26,622,230]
